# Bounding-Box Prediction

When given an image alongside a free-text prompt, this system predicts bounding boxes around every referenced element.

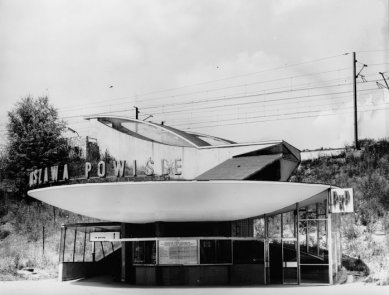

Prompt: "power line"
[58,52,349,112]
[173,99,387,128]
[167,97,352,125]
[356,49,389,53]
[66,79,382,120]
[58,66,353,113]
[182,104,389,130]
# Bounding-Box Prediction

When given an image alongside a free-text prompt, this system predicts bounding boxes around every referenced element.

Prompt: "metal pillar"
[296,203,301,284]
[82,229,87,262]
[62,227,67,262]
[72,229,77,262]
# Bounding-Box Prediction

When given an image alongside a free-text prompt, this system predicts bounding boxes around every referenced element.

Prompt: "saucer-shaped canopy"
[28,181,330,223]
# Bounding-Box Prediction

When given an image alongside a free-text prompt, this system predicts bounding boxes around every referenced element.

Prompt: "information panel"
[89,232,120,242]
[158,239,198,265]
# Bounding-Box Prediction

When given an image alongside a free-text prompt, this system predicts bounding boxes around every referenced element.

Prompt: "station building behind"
[28,116,353,286]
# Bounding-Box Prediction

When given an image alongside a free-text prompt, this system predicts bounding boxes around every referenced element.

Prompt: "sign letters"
[28,157,183,188]
[329,188,354,213]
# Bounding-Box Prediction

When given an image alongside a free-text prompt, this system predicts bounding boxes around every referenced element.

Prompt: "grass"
[0,197,98,280]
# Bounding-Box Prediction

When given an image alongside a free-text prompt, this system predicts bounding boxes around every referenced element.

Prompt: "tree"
[5,96,69,196]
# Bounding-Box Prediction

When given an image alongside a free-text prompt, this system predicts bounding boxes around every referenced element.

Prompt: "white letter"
[29,172,34,187]
[97,161,106,177]
[161,159,171,175]
[113,160,126,177]
[51,166,58,182]
[85,162,91,178]
[62,164,69,181]
[174,159,182,175]
[43,167,48,183]
[33,170,39,185]
[145,158,154,176]
[37,169,42,184]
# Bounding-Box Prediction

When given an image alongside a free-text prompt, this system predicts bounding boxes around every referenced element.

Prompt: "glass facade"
[59,226,121,263]
[59,196,343,286]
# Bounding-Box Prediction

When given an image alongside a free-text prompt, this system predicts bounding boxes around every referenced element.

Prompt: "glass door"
[282,239,298,284]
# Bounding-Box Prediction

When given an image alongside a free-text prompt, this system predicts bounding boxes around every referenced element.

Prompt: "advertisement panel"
[329,188,354,213]
[158,239,198,265]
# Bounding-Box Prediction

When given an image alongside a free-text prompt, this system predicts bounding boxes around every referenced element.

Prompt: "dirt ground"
[0,278,388,295]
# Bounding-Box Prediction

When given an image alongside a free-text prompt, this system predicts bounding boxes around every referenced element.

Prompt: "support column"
[264,214,268,285]
[121,223,134,283]
[296,203,301,285]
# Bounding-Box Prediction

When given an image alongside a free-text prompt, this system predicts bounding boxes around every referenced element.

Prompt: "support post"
[327,191,334,285]
[296,203,301,285]
[316,203,320,257]
[42,226,45,256]
[73,229,77,262]
[101,241,105,257]
[121,224,134,283]
[82,229,87,262]
[92,242,96,262]
[62,227,67,262]
[264,214,268,285]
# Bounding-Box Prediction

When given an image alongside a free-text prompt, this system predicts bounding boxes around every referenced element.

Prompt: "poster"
[158,239,198,265]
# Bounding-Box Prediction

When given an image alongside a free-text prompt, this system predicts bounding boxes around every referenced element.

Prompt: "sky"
[0,0,388,150]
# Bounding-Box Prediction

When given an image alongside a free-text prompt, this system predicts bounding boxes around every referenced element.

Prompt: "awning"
[28,181,331,223]
[195,154,282,180]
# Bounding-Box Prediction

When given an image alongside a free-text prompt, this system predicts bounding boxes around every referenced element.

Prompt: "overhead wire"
[58,66,353,113]
[182,104,389,130]
[61,77,383,120]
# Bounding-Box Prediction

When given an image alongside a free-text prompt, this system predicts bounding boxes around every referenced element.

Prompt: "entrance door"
[268,239,298,284]
[282,239,298,284]
[268,239,282,284]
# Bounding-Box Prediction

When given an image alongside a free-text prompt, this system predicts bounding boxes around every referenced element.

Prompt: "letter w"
[51,166,59,182]
[113,160,126,177]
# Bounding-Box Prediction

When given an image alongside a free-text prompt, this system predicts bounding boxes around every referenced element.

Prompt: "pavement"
[0,278,388,295]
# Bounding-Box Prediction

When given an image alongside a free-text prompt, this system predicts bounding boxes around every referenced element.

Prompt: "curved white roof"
[28,181,330,223]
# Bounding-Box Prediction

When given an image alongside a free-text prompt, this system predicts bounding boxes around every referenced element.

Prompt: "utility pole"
[352,52,360,150]
[134,106,139,120]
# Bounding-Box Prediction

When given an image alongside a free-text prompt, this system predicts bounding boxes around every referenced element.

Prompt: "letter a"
[63,164,69,181]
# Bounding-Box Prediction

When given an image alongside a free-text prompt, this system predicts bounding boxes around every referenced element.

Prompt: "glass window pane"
[317,201,327,218]
[74,230,85,262]
[233,240,264,264]
[63,228,75,262]
[253,218,265,238]
[283,240,298,284]
[268,215,281,238]
[200,240,231,264]
[299,221,328,264]
[94,242,105,261]
[301,265,329,284]
[84,232,93,262]
[133,241,156,264]
[282,211,295,238]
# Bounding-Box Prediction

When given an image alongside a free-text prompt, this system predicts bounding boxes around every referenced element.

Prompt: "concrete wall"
[88,119,277,179]
[59,262,97,281]
[59,249,121,281]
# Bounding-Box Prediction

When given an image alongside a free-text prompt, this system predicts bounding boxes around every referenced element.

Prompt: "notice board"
[158,239,198,265]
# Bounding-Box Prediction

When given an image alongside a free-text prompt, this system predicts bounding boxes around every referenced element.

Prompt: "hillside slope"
[291,139,389,285]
